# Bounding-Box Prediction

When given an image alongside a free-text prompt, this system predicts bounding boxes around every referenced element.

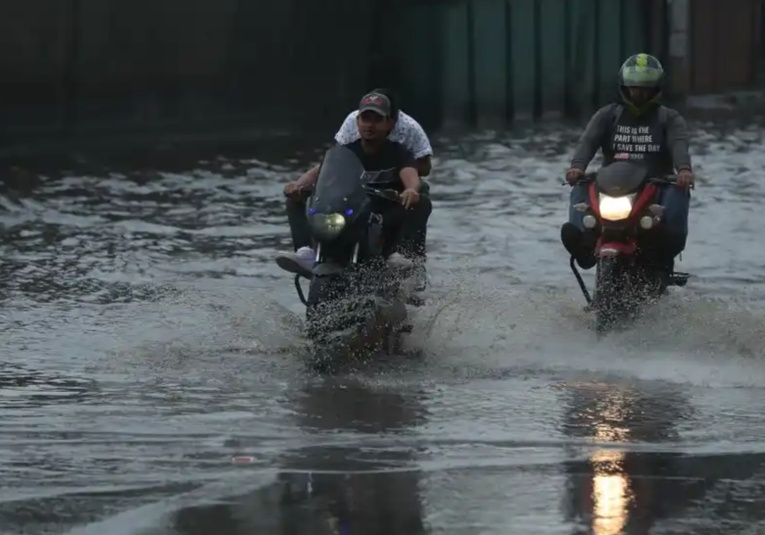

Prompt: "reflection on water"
[170,378,428,534]
[590,449,630,535]
[558,381,765,533]
[561,382,689,534]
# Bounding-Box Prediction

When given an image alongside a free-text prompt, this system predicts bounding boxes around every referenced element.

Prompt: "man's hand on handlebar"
[565,168,584,186]
[284,181,309,199]
[676,168,694,190]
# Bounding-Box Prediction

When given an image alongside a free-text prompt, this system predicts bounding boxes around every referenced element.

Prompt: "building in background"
[387,0,764,130]
[0,0,761,149]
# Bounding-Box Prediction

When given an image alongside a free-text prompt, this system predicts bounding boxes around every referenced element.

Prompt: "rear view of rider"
[561,53,694,270]
[275,91,429,276]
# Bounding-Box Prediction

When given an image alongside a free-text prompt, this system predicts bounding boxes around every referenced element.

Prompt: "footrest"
[668,272,690,287]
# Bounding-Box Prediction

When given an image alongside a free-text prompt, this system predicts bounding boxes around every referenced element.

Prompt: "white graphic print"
[612,125,661,160]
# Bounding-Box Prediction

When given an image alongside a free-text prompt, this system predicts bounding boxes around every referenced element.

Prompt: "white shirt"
[334,110,433,159]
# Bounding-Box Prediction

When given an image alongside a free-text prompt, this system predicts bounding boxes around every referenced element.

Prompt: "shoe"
[275,246,315,278]
[413,263,427,291]
[386,252,414,271]
[561,223,596,269]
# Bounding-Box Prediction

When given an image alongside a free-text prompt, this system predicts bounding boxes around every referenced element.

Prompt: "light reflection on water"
[591,449,630,535]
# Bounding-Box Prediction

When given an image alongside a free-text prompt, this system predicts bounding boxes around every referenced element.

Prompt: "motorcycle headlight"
[309,212,346,241]
[598,194,635,221]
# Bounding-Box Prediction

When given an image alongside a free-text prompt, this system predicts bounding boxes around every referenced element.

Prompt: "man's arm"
[416,156,432,177]
[665,109,692,172]
[569,105,613,171]
[334,112,359,144]
[396,145,421,191]
[295,164,320,189]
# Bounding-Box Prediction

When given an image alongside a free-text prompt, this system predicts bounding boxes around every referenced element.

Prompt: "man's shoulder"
[596,102,622,119]
[397,111,420,126]
[657,105,682,121]
[395,111,426,133]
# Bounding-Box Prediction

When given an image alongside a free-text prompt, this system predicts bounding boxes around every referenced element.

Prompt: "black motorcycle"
[290,145,416,369]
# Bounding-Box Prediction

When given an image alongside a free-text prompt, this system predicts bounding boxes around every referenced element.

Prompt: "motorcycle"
[289,145,417,370]
[567,161,691,334]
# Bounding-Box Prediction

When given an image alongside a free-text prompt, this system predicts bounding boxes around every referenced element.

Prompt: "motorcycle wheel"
[594,256,627,335]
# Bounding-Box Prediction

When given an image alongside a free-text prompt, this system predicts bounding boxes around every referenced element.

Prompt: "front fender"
[596,239,637,257]
[312,262,344,277]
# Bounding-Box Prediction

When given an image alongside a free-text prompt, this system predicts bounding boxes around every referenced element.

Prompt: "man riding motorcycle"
[275,91,429,277]
[277,89,433,288]
[561,53,694,270]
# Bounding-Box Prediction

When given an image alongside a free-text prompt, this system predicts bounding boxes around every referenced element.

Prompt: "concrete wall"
[391,0,765,130]
[1,0,763,149]
[389,0,667,130]
[0,0,379,143]
[687,0,762,94]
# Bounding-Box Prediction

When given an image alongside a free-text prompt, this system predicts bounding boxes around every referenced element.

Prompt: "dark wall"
[0,0,378,143]
[688,0,762,94]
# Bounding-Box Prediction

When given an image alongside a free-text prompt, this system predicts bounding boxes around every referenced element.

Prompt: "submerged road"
[3,123,765,534]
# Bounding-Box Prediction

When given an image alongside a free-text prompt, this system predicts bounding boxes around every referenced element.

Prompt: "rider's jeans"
[567,183,590,231]
[286,193,313,251]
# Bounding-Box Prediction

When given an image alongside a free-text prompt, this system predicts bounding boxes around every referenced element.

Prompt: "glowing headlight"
[598,194,634,221]
[309,212,346,240]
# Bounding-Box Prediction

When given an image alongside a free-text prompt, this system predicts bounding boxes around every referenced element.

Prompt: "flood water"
[3,122,765,534]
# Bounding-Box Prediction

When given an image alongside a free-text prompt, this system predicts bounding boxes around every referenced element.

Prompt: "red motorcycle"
[568,161,690,334]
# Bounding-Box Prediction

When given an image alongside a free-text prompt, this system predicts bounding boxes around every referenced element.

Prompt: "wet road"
[3,123,765,534]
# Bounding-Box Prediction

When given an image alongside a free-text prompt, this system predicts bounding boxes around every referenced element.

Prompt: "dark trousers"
[286,192,313,251]
[285,192,432,260]
[567,183,690,258]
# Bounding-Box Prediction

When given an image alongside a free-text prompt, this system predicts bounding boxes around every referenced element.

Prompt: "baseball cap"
[358,92,392,117]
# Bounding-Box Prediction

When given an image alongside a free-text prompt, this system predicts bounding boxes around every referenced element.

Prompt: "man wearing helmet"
[561,53,693,271]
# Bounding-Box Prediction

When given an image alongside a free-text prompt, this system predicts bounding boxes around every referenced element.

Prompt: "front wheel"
[305,273,365,339]
[593,256,631,335]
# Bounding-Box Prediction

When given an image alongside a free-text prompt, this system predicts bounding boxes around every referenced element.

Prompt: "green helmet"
[618,53,664,114]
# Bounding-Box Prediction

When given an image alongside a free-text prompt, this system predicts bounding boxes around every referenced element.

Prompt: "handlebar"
[648,175,678,185]
[561,173,684,187]
[363,186,400,202]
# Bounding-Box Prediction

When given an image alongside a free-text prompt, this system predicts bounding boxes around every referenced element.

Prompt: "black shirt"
[343,139,416,172]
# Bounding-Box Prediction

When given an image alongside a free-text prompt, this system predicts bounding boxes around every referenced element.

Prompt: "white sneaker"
[413,263,427,291]
[275,246,315,277]
[386,252,414,271]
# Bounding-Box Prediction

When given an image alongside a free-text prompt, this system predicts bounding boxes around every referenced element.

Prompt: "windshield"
[309,146,368,214]
[596,161,650,196]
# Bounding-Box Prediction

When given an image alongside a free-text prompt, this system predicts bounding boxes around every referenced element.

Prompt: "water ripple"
[4,123,765,533]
